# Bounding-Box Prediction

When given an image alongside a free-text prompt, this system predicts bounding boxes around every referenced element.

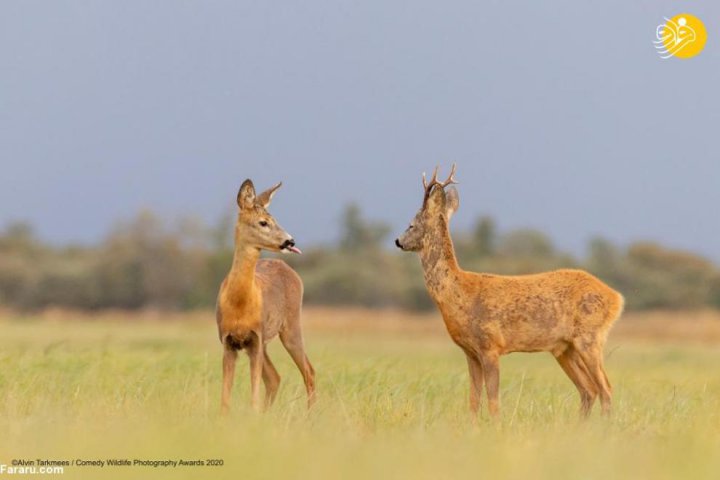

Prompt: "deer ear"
[445,186,459,220]
[237,179,256,210]
[256,182,282,208]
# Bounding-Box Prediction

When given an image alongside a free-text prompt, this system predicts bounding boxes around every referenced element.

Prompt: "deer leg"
[574,341,612,415]
[221,345,238,415]
[465,353,484,415]
[568,347,600,414]
[246,334,263,412]
[600,360,612,394]
[480,353,500,418]
[279,329,316,408]
[569,348,599,403]
[262,348,281,408]
[555,347,596,417]
[590,335,613,395]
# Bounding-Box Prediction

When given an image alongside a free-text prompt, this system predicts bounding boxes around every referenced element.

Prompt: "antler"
[422,163,458,206]
[422,166,439,191]
[441,163,458,188]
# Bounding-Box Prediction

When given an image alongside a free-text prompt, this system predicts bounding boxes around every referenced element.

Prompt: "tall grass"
[1,310,719,479]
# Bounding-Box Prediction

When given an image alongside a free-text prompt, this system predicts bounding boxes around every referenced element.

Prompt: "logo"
[654,13,707,59]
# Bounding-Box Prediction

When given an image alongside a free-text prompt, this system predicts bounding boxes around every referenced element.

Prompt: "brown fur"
[397,167,624,417]
[217,179,315,413]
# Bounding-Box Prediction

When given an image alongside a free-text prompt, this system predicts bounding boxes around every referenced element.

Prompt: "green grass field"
[1,310,719,479]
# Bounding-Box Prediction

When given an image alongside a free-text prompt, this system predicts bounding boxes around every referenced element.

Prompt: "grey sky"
[1,1,718,259]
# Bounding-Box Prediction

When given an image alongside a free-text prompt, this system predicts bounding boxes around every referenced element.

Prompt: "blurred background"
[1,1,719,313]
[2,3,720,479]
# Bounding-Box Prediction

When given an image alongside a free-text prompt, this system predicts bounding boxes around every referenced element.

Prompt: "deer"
[216,179,315,414]
[395,165,624,418]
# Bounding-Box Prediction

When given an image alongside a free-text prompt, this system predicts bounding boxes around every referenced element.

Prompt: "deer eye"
[259,221,269,227]
[408,225,414,230]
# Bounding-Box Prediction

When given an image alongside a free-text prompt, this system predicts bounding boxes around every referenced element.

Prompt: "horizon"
[3,199,717,266]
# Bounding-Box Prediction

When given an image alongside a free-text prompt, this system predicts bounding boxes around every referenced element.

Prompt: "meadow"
[1,308,719,479]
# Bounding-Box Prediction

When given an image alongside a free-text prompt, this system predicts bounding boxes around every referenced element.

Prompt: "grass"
[1,308,719,479]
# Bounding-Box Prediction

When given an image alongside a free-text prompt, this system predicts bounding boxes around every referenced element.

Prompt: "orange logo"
[654,14,707,59]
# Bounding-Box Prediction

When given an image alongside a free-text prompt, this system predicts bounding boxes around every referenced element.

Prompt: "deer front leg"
[221,345,238,415]
[465,353,484,415]
[246,335,263,412]
[480,352,500,418]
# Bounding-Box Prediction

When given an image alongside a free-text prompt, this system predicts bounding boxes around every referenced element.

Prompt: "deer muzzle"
[280,238,302,254]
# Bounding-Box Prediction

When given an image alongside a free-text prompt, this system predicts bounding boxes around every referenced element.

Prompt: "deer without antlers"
[395,165,624,418]
[216,179,315,413]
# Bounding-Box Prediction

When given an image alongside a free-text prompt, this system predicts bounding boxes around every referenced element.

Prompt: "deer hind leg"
[600,361,612,394]
[573,339,612,415]
[221,344,238,415]
[465,353,484,415]
[279,329,316,408]
[555,346,597,417]
[262,348,281,408]
[479,352,500,418]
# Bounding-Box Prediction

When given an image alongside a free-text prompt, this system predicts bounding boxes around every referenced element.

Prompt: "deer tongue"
[286,245,302,254]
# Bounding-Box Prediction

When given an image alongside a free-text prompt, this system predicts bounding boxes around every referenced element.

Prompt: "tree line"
[1,205,719,312]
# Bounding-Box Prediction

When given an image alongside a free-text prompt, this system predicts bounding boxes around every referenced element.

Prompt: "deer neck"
[226,241,261,305]
[419,217,461,302]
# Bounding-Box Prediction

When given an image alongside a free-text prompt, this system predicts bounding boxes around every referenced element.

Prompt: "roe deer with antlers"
[217,179,315,413]
[395,165,624,417]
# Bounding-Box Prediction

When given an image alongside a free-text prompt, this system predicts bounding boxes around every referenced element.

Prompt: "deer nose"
[280,239,295,250]
[395,238,403,249]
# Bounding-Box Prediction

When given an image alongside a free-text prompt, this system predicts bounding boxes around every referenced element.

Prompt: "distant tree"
[4,206,720,313]
[587,237,620,268]
[624,242,715,309]
[339,203,391,252]
[709,274,720,309]
[584,236,629,293]
[472,216,497,257]
[0,222,36,252]
[211,211,235,251]
[93,211,197,309]
[499,229,555,258]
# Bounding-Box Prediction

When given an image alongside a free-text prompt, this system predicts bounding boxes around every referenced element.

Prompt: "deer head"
[235,179,301,254]
[395,164,459,252]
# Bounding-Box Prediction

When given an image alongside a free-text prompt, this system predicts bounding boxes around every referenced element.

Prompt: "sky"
[1,1,719,259]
